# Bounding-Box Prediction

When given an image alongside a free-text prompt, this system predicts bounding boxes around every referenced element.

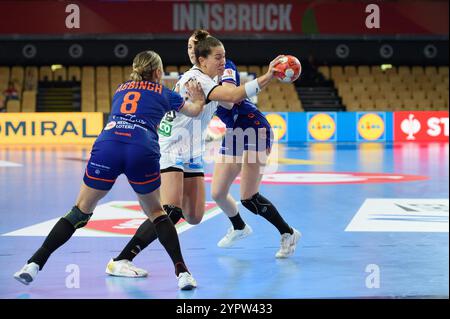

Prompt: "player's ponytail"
[191,29,210,43]
[129,50,163,82]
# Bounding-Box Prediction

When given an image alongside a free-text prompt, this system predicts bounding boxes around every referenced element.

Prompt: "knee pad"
[241,193,272,218]
[63,206,93,229]
[163,205,183,225]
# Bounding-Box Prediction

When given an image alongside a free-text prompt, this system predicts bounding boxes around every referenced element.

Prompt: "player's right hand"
[267,55,285,77]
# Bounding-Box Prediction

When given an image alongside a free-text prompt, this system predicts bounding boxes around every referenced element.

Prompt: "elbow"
[229,93,243,104]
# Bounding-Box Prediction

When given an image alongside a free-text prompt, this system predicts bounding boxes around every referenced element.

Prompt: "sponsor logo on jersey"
[104,121,116,130]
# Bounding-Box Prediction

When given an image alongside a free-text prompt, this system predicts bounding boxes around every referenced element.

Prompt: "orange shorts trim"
[128,174,161,185]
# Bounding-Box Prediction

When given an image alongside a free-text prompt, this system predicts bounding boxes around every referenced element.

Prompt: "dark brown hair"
[191,29,210,44]
[194,36,223,65]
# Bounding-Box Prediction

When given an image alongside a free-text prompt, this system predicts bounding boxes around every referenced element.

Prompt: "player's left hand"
[185,79,205,103]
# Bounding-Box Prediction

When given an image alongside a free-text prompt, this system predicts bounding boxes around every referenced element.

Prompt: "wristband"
[244,79,261,98]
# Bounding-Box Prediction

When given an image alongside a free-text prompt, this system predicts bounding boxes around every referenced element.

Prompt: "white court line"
[0,160,22,167]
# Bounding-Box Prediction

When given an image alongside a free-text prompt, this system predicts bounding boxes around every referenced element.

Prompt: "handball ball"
[274,55,302,83]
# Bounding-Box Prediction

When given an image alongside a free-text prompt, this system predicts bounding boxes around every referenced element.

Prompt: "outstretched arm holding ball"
[237,55,302,102]
[208,55,286,103]
[250,55,287,91]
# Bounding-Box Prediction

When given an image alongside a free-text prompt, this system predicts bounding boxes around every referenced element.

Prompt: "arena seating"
[319,65,449,111]
[1,64,447,113]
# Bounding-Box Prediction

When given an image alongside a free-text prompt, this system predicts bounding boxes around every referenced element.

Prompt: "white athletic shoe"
[177,272,197,290]
[275,228,301,258]
[217,225,253,248]
[14,262,39,285]
[105,259,148,278]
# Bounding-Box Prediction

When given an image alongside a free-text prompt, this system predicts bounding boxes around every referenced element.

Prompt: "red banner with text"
[394,111,449,142]
[0,1,447,35]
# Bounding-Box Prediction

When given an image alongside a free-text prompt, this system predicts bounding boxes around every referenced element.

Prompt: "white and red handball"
[274,55,302,83]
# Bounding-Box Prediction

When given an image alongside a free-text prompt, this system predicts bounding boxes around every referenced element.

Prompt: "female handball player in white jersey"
[106,31,295,278]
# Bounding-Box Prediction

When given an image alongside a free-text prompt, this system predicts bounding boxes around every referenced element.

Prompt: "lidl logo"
[307,113,336,141]
[266,112,288,142]
[357,113,385,141]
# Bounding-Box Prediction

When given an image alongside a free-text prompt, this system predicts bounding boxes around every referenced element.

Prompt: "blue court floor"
[0,142,448,299]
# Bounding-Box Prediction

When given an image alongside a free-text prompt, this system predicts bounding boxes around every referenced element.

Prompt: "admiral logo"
[0,113,103,145]
[0,120,94,137]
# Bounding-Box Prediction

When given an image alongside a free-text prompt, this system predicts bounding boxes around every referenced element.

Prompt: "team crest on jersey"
[222,68,236,81]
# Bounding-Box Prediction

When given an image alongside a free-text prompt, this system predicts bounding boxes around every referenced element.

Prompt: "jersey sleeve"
[164,88,186,112]
[196,74,219,102]
[221,60,238,85]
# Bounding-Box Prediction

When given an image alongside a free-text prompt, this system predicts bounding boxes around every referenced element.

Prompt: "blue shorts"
[220,111,273,157]
[83,141,161,194]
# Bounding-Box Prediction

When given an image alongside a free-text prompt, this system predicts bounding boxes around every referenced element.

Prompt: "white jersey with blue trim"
[158,66,219,160]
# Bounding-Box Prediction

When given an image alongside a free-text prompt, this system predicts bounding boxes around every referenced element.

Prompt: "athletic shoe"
[105,259,148,278]
[14,262,39,285]
[217,225,253,248]
[177,272,197,290]
[275,228,301,258]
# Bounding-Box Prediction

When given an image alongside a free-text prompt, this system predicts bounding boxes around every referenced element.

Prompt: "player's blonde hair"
[129,50,163,82]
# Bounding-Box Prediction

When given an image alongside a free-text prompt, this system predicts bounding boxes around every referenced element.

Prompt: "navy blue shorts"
[83,141,161,194]
[220,111,273,157]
